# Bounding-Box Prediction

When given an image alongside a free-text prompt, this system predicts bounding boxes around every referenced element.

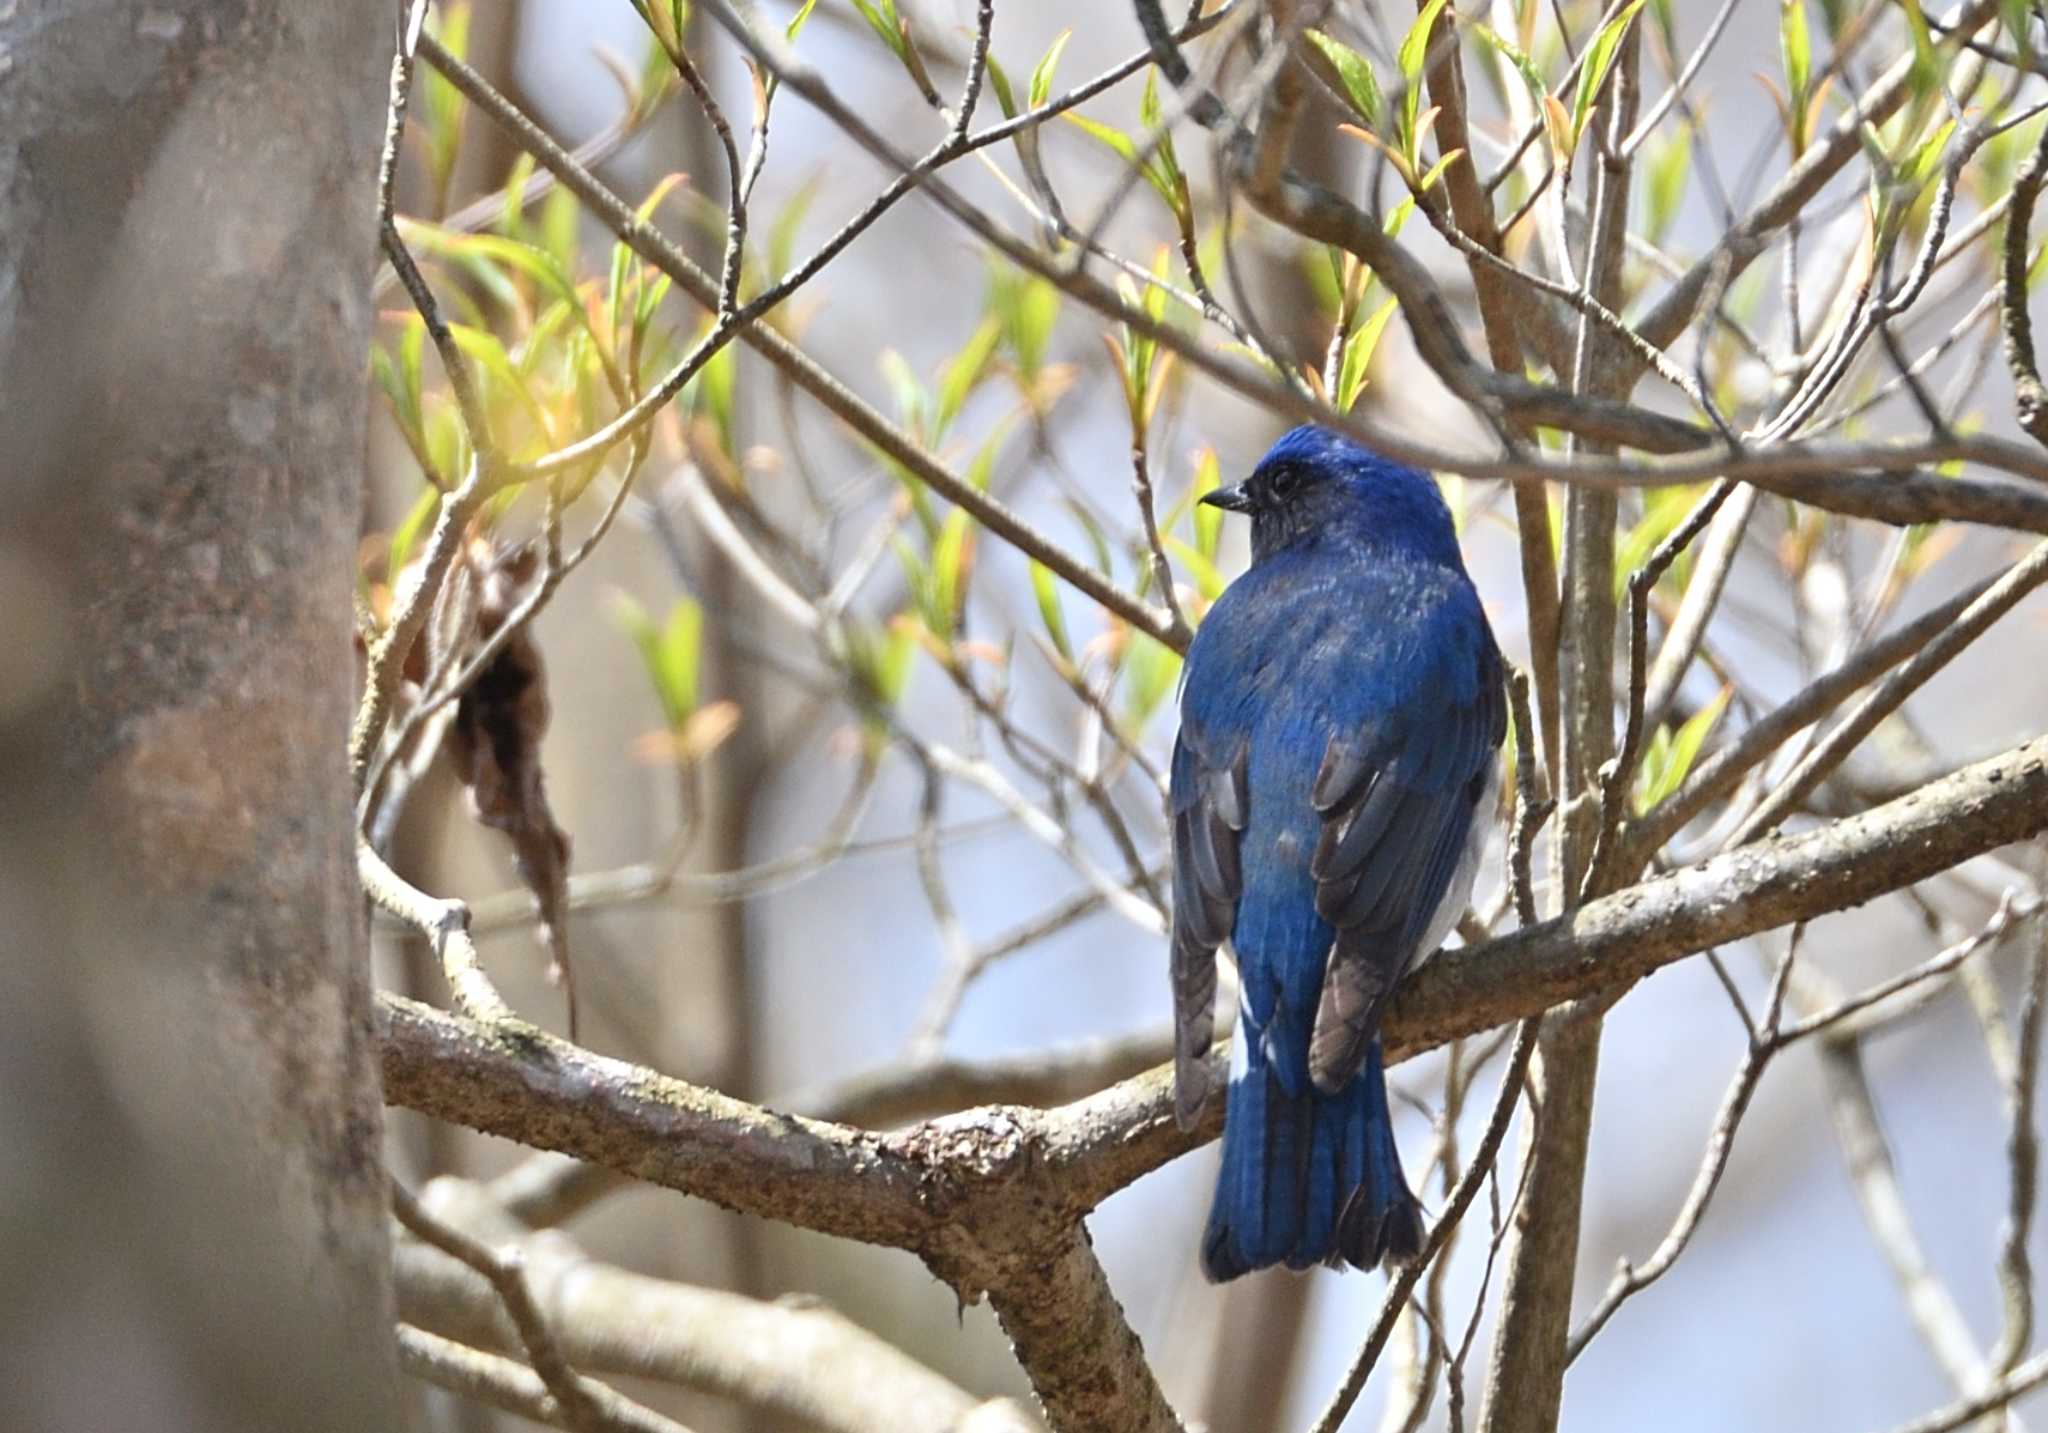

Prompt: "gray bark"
[0,2,396,1428]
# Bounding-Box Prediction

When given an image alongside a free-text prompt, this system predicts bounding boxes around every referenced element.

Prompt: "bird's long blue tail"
[1201,1034,1421,1281]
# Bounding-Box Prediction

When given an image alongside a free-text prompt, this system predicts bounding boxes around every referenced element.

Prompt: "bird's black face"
[1200,460,1315,516]
[1201,460,1330,559]
[1201,425,1461,568]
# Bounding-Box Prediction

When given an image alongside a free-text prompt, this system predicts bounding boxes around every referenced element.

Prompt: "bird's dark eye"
[1263,466,1302,503]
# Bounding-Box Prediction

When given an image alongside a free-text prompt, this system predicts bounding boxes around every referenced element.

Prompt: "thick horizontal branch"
[381,732,2048,1231]
[379,1007,938,1248]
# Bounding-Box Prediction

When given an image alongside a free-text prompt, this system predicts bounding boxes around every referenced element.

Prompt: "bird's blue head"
[1201,425,1460,567]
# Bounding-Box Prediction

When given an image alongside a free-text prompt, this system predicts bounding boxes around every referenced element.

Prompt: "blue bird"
[1171,425,1504,1280]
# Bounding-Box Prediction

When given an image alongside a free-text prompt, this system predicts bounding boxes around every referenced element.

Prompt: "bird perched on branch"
[1171,425,1504,1280]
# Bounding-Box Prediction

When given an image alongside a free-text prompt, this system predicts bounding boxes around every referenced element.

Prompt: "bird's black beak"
[1200,484,1254,513]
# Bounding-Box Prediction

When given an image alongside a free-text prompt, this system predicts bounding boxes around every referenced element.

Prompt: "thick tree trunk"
[0,3,396,1428]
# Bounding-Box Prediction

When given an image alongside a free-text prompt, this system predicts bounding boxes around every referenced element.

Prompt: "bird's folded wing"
[1304,663,1503,1093]
[1169,734,1246,1128]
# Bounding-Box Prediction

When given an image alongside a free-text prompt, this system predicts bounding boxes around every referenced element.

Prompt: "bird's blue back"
[1182,547,1495,1082]
[1170,425,1503,1279]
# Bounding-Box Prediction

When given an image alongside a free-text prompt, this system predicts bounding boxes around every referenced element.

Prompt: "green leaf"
[635,273,674,343]
[1191,448,1223,559]
[375,317,428,446]
[786,0,819,42]
[1635,686,1731,812]
[386,483,443,580]
[613,593,704,729]
[963,421,1009,493]
[1065,498,1116,577]
[1336,297,1399,412]
[1064,111,1180,209]
[1572,0,1645,151]
[688,335,737,455]
[423,396,471,482]
[519,299,579,378]
[989,265,1060,380]
[878,348,931,443]
[1306,29,1383,127]
[1385,147,1462,237]
[1613,483,1706,598]
[930,508,973,641]
[767,175,822,282]
[847,0,906,59]
[1163,536,1223,603]
[1030,30,1072,109]
[1471,22,1546,108]
[634,36,675,118]
[540,186,580,279]
[499,154,537,241]
[1305,245,1346,318]
[401,222,582,312]
[891,534,933,623]
[865,619,919,710]
[1902,116,1957,197]
[1122,631,1182,730]
[1397,0,1450,162]
[2003,0,2034,63]
[1780,0,1811,119]
[1900,0,1938,106]
[1030,559,1072,660]
[447,322,544,425]
[1644,124,1691,244]
[936,316,1004,437]
[986,51,1018,118]
[421,2,472,193]
[607,238,634,344]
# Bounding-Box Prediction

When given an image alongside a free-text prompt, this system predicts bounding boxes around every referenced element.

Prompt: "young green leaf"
[986,50,1018,118]
[1031,30,1072,109]
[878,348,931,442]
[1635,686,1731,812]
[1305,29,1383,127]
[1064,112,1181,210]
[1336,297,1399,412]
[421,3,472,195]
[499,154,538,240]
[929,508,974,642]
[1780,0,1812,126]
[936,316,1004,438]
[386,483,443,581]
[847,0,906,59]
[1900,0,1938,106]
[1122,631,1183,731]
[989,265,1060,381]
[1644,124,1691,243]
[1572,0,1645,152]
[1191,447,1223,559]
[1397,0,1450,162]
[612,593,704,730]
[1030,559,1072,660]
[1163,536,1223,603]
[1470,22,1546,109]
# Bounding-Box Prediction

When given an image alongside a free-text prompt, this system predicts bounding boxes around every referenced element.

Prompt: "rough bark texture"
[0,2,395,1428]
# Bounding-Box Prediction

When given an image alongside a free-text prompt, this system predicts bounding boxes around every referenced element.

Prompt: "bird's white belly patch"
[1412,761,1500,966]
